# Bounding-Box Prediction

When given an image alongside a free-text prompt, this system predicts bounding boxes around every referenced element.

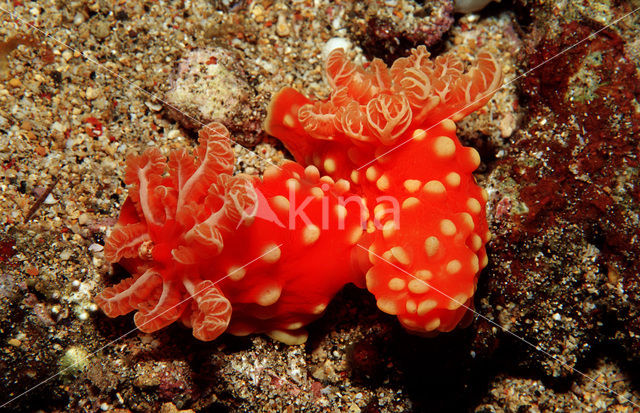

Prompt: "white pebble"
[78,213,90,226]
[59,249,72,260]
[145,101,162,111]
[322,38,351,60]
[86,87,99,100]
[51,121,66,132]
[88,243,104,252]
[454,0,496,13]
[167,129,182,140]
[44,193,57,204]
[73,12,85,25]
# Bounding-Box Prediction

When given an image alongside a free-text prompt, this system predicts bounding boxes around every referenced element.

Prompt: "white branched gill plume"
[296,46,503,147]
[224,174,259,227]
[365,93,412,145]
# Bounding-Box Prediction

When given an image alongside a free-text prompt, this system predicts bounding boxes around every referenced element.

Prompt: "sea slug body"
[96,123,364,343]
[265,46,502,333]
[97,45,502,341]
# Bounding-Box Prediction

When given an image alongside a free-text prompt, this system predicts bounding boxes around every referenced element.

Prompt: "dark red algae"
[0,237,17,263]
[518,19,639,271]
[476,18,640,376]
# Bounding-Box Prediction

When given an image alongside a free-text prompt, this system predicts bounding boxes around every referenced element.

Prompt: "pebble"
[311,365,326,380]
[78,213,90,226]
[73,12,85,26]
[134,362,162,387]
[145,101,162,111]
[59,249,72,260]
[44,194,58,204]
[8,338,21,347]
[167,129,182,140]
[252,4,265,22]
[25,266,39,276]
[322,37,351,60]
[91,20,111,39]
[8,78,22,88]
[86,87,99,100]
[347,403,361,413]
[499,113,516,137]
[88,243,104,252]
[62,50,73,62]
[276,15,291,37]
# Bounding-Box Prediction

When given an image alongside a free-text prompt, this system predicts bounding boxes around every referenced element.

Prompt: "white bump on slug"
[408,279,430,294]
[424,236,440,257]
[390,246,410,265]
[283,113,296,128]
[304,165,320,180]
[302,224,321,245]
[262,244,281,263]
[271,195,290,212]
[227,266,246,281]
[403,179,421,193]
[432,136,456,158]
[440,219,456,236]
[388,278,406,291]
[323,157,337,174]
[412,128,426,141]
[376,174,390,191]
[366,166,379,182]
[286,178,300,192]
[417,299,437,316]
[423,180,446,196]
[445,172,461,187]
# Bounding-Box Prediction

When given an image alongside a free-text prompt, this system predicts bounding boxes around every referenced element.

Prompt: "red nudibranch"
[96,123,364,344]
[96,45,502,342]
[264,46,502,334]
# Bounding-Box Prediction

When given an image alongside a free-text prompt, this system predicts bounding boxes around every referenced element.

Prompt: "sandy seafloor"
[1,0,640,412]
